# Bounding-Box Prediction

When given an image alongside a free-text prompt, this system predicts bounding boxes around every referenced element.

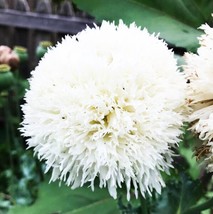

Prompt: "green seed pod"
[36,41,52,59]
[0,64,14,91]
[13,46,28,63]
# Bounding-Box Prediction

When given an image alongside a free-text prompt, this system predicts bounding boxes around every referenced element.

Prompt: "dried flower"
[21,21,187,200]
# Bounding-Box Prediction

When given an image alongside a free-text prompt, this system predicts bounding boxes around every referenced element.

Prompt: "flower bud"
[36,41,52,59]
[13,46,28,63]
[0,64,14,91]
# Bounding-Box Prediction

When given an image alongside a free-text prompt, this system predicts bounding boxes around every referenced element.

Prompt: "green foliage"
[9,178,118,214]
[0,62,41,213]
[72,0,213,51]
[193,0,213,23]
[152,174,204,214]
[179,130,201,179]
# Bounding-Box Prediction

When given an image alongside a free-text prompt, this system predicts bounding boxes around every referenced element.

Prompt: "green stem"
[13,69,21,120]
[140,196,148,214]
[4,95,14,181]
[183,197,213,214]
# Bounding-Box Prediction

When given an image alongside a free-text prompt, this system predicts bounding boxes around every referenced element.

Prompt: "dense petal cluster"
[21,21,187,200]
[184,24,213,171]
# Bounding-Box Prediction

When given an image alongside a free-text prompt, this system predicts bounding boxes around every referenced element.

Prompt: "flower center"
[87,97,136,142]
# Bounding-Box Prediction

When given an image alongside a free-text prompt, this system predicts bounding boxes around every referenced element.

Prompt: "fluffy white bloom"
[184,23,213,171]
[21,21,187,200]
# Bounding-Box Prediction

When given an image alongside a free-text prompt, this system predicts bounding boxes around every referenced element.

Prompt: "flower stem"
[140,196,148,214]
[14,69,21,120]
[4,94,15,181]
[183,197,213,214]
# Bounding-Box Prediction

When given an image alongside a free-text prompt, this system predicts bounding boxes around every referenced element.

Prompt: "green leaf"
[152,182,180,214]
[9,178,119,214]
[175,54,186,72]
[193,0,213,23]
[152,174,204,214]
[135,0,206,27]
[177,175,203,213]
[72,0,207,51]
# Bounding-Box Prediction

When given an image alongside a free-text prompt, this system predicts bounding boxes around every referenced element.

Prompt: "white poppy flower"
[185,23,213,171]
[21,21,187,200]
